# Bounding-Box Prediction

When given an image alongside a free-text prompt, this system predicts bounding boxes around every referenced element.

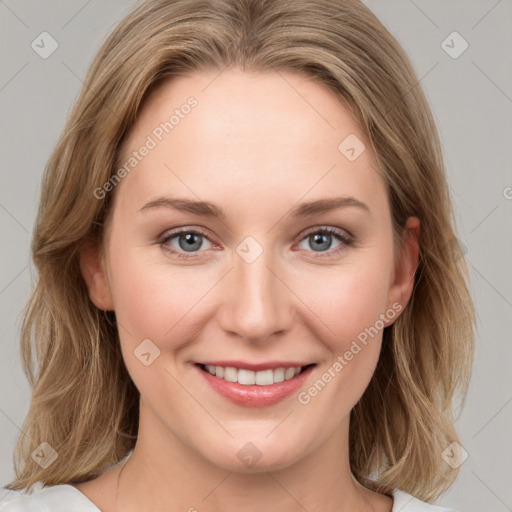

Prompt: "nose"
[216,248,295,345]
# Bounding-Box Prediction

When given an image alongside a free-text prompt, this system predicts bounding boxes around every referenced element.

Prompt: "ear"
[79,241,114,311]
[386,216,420,321]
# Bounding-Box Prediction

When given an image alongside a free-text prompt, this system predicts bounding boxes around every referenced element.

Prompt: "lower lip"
[196,364,315,407]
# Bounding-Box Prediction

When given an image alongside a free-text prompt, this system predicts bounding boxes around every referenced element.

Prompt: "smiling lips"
[195,361,316,407]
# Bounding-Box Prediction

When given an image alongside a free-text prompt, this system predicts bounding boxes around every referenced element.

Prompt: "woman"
[1,0,475,511]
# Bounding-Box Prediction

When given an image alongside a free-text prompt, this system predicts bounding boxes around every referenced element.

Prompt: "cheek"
[293,249,394,403]
[297,256,392,348]
[107,243,212,349]
[294,261,392,416]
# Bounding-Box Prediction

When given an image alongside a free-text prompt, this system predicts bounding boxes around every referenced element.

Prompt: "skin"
[79,69,419,512]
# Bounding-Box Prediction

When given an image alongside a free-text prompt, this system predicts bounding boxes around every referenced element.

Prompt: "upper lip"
[196,360,315,371]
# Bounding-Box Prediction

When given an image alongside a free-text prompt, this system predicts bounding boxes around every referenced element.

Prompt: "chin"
[212,451,302,474]
[196,434,310,474]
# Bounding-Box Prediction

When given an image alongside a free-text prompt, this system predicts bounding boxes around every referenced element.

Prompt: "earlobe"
[79,242,114,311]
[387,217,420,320]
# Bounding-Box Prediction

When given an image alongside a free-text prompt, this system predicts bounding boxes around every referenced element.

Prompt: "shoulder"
[0,484,101,512]
[392,489,460,512]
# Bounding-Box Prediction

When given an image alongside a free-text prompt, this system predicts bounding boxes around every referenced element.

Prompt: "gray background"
[1,1,511,510]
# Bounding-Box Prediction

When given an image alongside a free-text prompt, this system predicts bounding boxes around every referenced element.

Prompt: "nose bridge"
[219,238,291,342]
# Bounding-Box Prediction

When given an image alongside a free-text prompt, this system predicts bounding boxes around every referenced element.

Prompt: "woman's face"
[82,69,418,473]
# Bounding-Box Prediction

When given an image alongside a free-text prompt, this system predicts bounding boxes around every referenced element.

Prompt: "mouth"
[194,362,317,407]
[197,363,315,386]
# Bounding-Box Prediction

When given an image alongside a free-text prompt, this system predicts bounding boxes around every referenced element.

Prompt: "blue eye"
[159,226,354,260]
[297,227,354,257]
[160,229,213,259]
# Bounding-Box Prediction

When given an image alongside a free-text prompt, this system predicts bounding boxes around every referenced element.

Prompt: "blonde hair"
[5,0,475,501]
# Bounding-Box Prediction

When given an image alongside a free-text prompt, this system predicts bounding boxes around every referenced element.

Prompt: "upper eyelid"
[300,225,353,239]
[160,226,215,243]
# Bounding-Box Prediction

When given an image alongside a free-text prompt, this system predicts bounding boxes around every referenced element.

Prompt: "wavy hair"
[5,0,475,501]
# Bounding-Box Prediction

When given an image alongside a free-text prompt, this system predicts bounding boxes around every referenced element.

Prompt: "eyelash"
[158,226,355,260]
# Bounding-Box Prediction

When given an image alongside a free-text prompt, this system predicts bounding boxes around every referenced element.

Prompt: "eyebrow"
[138,196,370,219]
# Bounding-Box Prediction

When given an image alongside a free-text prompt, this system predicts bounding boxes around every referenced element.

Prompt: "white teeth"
[255,369,274,385]
[224,367,237,382]
[273,368,285,383]
[238,369,256,385]
[284,368,296,380]
[202,365,307,386]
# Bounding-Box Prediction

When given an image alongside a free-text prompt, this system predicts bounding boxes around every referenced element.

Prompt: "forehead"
[115,69,387,217]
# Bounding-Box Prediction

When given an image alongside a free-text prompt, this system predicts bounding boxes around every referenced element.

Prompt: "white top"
[0,484,459,511]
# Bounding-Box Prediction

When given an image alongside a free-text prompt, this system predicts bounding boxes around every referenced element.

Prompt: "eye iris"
[310,232,331,252]
[179,233,202,252]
